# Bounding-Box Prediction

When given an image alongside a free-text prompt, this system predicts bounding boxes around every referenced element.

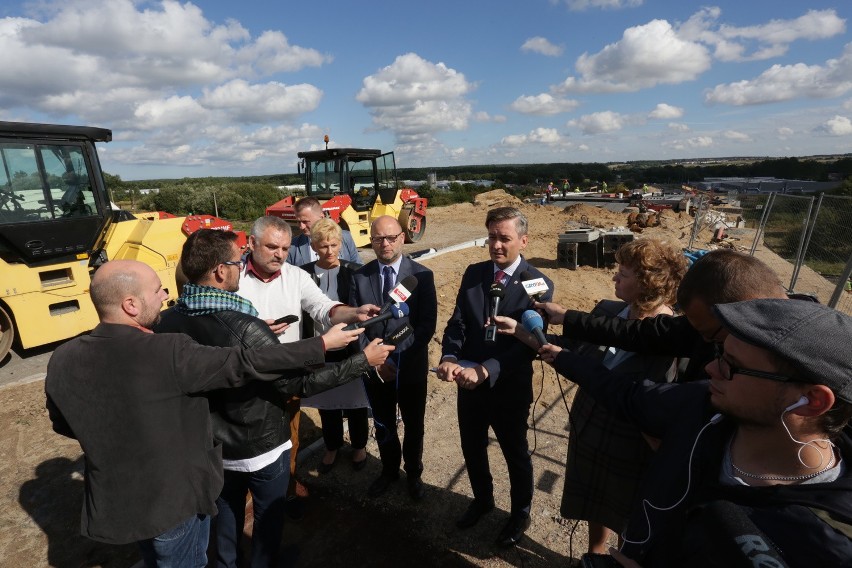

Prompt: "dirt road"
[1,193,698,567]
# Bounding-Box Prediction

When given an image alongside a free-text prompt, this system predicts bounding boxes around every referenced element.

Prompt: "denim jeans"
[215,448,291,568]
[137,513,210,568]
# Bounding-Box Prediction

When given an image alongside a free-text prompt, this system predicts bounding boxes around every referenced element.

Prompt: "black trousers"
[319,407,369,451]
[457,384,533,515]
[365,351,427,479]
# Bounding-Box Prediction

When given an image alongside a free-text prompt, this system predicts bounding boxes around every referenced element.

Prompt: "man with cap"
[540,299,852,567]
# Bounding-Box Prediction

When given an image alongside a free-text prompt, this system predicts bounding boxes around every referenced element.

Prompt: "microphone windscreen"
[384,323,413,346]
[521,310,544,332]
[489,282,506,298]
[520,270,535,281]
[390,302,410,318]
[399,274,418,292]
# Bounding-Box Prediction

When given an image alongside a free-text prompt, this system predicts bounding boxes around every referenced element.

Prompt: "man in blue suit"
[437,206,554,548]
[287,197,361,266]
[350,215,438,501]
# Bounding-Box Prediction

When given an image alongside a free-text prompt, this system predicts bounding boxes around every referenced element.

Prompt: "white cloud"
[510,93,580,115]
[679,8,846,62]
[501,127,561,146]
[777,127,794,139]
[668,122,690,132]
[521,36,564,57]
[473,111,507,123]
[705,43,852,105]
[569,111,627,134]
[687,136,714,148]
[819,115,852,136]
[649,103,684,119]
[843,99,852,111]
[356,53,474,142]
[556,19,711,93]
[201,80,322,122]
[558,0,643,11]
[722,130,751,142]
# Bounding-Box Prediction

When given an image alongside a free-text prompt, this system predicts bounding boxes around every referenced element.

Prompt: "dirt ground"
[1,193,703,567]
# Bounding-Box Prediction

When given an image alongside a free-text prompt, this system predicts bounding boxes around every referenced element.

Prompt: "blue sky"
[1,0,850,180]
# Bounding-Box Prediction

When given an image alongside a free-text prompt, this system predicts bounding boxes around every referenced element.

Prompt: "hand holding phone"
[273,314,299,325]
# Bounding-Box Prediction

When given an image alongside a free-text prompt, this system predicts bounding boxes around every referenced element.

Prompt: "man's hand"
[329,304,380,325]
[363,338,394,367]
[436,360,461,383]
[455,365,488,390]
[538,344,563,364]
[533,301,567,326]
[265,319,291,336]
[375,357,399,382]
[355,303,381,321]
[321,322,363,351]
[493,315,519,336]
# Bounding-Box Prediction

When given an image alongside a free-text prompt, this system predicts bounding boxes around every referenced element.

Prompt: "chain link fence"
[708,192,852,315]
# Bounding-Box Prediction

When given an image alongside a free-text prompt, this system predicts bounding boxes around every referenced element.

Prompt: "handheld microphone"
[521,310,549,347]
[383,323,413,346]
[379,275,418,314]
[519,270,549,303]
[344,302,409,331]
[485,282,506,342]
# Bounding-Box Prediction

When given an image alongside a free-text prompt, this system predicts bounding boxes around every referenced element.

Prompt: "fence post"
[688,194,708,250]
[828,252,852,309]
[750,192,775,256]
[789,194,817,291]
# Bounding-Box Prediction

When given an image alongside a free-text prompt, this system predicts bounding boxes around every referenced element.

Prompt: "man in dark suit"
[44,259,361,566]
[437,206,554,548]
[349,215,438,500]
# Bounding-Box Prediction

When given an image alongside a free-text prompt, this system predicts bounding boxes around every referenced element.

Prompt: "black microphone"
[378,274,418,314]
[697,500,790,567]
[521,310,549,347]
[343,302,409,331]
[484,282,505,342]
[520,270,549,303]
[383,323,413,346]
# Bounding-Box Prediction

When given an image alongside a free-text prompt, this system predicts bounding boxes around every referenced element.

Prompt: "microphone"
[520,270,549,302]
[379,274,418,314]
[343,302,409,331]
[484,282,506,342]
[383,323,413,346]
[521,310,549,347]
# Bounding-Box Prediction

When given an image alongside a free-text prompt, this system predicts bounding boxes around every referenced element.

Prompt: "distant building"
[697,177,839,194]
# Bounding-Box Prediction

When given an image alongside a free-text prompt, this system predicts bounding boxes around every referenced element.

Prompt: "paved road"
[0,343,55,389]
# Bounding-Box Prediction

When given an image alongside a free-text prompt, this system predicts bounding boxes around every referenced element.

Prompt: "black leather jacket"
[155,308,370,460]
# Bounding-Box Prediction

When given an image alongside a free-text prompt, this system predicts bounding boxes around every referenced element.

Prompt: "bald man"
[45,260,362,567]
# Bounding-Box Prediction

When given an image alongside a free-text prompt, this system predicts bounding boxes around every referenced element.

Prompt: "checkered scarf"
[175,283,258,317]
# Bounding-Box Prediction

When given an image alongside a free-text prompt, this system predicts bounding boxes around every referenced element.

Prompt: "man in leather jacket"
[155,229,392,568]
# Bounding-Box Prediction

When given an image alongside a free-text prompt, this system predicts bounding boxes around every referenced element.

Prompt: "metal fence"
[722,192,852,315]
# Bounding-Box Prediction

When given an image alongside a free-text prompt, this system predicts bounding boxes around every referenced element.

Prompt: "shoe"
[496,513,531,548]
[318,450,337,474]
[367,473,399,497]
[407,477,425,501]
[456,498,495,529]
[352,458,367,472]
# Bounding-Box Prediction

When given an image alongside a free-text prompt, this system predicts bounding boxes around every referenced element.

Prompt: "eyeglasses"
[221,260,245,270]
[370,232,402,245]
[713,344,793,383]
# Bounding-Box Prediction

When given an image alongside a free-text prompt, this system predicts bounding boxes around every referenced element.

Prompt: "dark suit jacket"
[300,260,358,342]
[287,230,361,267]
[441,258,554,402]
[44,323,324,544]
[349,255,437,377]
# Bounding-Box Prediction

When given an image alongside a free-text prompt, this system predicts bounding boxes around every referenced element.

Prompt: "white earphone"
[785,396,809,412]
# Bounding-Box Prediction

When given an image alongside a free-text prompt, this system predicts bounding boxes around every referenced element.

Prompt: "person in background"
[238,215,378,519]
[349,215,438,501]
[44,259,361,568]
[299,218,370,473]
[154,229,391,568]
[542,299,852,567]
[287,197,361,266]
[436,206,554,548]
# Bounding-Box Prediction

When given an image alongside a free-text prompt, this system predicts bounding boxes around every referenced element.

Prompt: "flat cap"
[714,299,852,403]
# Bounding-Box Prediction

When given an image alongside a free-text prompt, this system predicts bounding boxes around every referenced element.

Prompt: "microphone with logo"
[484,282,505,342]
[521,309,549,347]
[520,270,549,304]
[343,302,409,331]
[369,323,413,384]
[379,274,418,314]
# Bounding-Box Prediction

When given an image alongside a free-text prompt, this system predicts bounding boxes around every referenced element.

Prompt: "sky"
[1,0,850,180]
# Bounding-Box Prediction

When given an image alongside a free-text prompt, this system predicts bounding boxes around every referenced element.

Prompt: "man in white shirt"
[239,215,378,516]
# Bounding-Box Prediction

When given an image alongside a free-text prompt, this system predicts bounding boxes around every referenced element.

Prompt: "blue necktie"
[382,265,395,301]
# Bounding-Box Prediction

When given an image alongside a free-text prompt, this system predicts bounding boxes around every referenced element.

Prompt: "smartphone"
[273,314,299,325]
[580,553,620,568]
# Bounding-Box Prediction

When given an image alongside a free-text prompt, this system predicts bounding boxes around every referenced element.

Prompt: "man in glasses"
[350,215,437,501]
[286,197,361,267]
[154,229,393,567]
[541,299,852,566]
[536,249,789,382]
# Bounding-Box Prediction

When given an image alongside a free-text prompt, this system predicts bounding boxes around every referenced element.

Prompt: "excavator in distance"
[265,136,427,247]
[0,121,242,362]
